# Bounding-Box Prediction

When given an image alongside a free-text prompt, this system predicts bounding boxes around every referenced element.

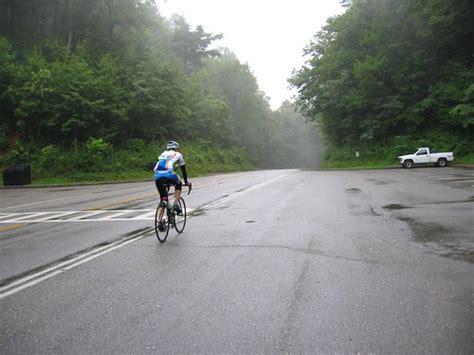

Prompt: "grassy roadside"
[1,142,255,187]
[2,150,473,187]
[30,165,255,187]
[321,160,399,170]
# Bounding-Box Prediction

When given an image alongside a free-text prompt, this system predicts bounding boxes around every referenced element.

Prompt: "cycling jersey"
[153,150,186,182]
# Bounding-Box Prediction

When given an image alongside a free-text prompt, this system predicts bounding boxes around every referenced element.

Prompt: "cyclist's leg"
[174,181,182,209]
[155,178,168,222]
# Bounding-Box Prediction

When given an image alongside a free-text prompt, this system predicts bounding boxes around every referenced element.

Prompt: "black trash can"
[3,164,32,186]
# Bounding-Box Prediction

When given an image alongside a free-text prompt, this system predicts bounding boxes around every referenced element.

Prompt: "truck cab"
[413,147,431,165]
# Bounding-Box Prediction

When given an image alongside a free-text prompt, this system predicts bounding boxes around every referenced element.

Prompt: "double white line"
[0,228,152,299]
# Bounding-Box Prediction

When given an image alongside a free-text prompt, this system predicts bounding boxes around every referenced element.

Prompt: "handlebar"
[184,182,192,195]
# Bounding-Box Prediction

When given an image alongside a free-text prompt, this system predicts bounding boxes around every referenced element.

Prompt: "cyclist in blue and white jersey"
[154,140,189,231]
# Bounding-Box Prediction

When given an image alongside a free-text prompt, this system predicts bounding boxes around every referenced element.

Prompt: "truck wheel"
[437,158,447,167]
[403,160,414,169]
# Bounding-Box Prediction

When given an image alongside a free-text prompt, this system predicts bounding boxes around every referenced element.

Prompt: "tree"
[290,0,474,149]
[171,15,222,73]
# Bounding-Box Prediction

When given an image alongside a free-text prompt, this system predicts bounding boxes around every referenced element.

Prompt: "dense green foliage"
[3,138,254,184]
[291,0,474,159]
[0,0,321,182]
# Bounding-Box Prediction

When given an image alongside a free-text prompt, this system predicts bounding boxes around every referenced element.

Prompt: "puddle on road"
[398,216,450,243]
[383,203,411,210]
[397,216,473,263]
[367,179,390,185]
[345,188,361,193]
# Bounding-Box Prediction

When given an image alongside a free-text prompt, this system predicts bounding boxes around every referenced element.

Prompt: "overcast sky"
[158,0,346,110]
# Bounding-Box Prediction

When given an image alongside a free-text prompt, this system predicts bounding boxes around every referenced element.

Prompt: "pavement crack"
[187,244,380,264]
[278,240,312,352]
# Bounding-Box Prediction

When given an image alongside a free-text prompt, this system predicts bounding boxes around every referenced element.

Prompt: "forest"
[291,0,473,166]
[0,0,321,183]
[1,0,473,182]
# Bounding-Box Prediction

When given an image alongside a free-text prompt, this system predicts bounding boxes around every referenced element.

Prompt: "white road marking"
[8,212,50,221]
[201,172,292,210]
[452,180,474,183]
[131,211,156,219]
[0,229,151,299]
[33,211,81,221]
[68,211,105,220]
[0,172,293,298]
[0,213,17,221]
[0,196,77,210]
[101,211,132,220]
[0,208,195,223]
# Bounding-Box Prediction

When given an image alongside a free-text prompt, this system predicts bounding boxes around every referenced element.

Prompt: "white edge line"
[0,242,119,291]
[0,230,152,299]
[62,234,149,271]
[0,270,63,299]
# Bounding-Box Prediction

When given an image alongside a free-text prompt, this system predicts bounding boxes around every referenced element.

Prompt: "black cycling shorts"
[155,177,182,200]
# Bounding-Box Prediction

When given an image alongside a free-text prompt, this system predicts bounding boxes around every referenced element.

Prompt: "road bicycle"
[154,183,192,243]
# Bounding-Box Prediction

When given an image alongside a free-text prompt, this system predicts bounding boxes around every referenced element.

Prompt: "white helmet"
[166,140,179,150]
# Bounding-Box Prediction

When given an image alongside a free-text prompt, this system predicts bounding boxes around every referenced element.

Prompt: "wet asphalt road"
[0,168,473,353]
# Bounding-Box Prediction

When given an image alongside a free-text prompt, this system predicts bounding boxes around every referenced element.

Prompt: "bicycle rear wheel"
[174,197,187,234]
[155,204,170,243]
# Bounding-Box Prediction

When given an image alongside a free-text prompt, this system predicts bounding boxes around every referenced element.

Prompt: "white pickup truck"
[398,147,454,168]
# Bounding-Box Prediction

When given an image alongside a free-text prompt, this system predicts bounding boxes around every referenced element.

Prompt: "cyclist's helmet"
[166,140,180,151]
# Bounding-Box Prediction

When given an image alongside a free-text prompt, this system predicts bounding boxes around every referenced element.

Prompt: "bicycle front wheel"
[155,204,170,243]
[174,197,187,234]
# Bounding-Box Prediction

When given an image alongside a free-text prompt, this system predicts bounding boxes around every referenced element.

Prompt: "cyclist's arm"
[180,164,188,184]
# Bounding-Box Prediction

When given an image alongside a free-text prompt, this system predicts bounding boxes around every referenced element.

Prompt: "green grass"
[31,171,152,186]
[453,153,474,165]
[321,158,399,170]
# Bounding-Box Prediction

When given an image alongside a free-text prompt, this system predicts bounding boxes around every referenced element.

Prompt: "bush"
[38,144,60,169]
[10,142,31,164]
[124,139,146,152]
[75,138,113,172]
[86,137,112,158]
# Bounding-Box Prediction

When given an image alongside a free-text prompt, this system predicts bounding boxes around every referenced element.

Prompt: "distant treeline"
[291,0,473,159]
[0,0,321,169]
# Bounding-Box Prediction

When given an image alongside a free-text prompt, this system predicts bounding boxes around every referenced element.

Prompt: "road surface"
[1,168,473,353]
